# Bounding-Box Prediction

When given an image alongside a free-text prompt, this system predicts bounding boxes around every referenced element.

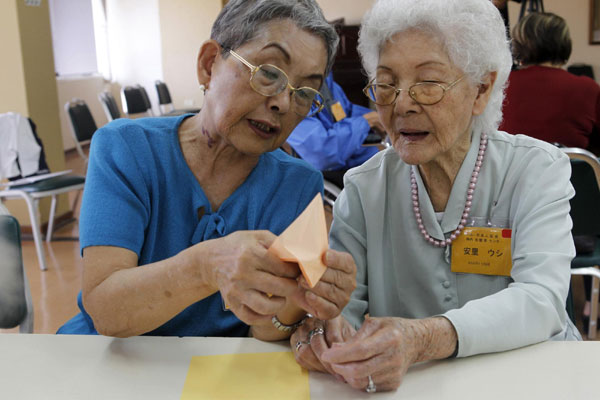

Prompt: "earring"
[199,84,206,93]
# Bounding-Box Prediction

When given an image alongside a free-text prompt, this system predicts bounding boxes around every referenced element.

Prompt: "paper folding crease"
[268,193,328,288]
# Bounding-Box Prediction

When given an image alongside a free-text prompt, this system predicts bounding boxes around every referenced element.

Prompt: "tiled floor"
[2,146,599,341]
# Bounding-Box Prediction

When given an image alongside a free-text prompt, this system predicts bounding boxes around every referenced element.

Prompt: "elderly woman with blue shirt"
[291,0,581,393]
[57,0,357,342]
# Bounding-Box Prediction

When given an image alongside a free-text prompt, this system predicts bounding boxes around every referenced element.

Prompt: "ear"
[472,71,497,116]
[196,40,221,87]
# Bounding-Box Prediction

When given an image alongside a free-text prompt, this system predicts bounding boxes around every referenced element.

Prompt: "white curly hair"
[358,0,512,134]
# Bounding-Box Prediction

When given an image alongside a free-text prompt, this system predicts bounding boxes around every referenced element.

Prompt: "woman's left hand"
[319,317,437,392]
[291,249,357,320]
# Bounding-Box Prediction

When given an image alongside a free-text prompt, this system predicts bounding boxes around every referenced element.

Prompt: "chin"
[394,145,431,166]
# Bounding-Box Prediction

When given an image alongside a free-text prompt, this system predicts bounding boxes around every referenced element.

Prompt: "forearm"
[83,245,217,337]
[411,317,458,362]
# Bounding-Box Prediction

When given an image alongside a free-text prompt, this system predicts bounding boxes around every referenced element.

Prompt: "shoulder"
[262,149,322,178]
[490,130,567,160]
[568,73,600,94]
[97,115,182,136]
[92,116,184,152]
[344,147,405,183]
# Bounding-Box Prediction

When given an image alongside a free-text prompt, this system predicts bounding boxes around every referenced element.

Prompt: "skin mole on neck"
[202,126,215,148]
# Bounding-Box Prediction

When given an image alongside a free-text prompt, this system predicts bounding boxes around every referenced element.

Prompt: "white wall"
[106,0,163,115]
[317,0,374,24]
[158,0,221,110]
[48,0,98,76]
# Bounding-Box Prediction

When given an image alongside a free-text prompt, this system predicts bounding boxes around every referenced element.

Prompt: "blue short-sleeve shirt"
[58,114,323,337]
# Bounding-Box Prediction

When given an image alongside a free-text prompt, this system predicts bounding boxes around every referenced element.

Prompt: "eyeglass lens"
[367,83,446,105]
[250,65,322,116]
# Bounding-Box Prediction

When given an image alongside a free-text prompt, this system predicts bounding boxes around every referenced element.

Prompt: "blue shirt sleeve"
[79,126,149,257]
[287,75,378,171]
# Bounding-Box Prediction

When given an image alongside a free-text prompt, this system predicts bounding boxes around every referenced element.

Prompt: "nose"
[266,87,292,115]
[393,88,420,116]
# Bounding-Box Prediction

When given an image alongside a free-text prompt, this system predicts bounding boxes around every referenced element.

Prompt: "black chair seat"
[10,175,85,192]
[572,240,600,268]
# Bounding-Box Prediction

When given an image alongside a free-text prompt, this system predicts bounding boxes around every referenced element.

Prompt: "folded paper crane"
[268,193,328,288]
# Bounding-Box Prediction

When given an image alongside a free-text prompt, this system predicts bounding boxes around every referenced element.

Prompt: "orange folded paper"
[269,193,328,288]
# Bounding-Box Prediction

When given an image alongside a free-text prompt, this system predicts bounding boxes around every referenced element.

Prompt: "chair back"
[122,85,154,116]
[65,99,97,142]
[567,63,595,80]
[65,99,97,162]
[98,91,121,121]
[562,147,600,236]
[155,80,172,105]
[0,215,34,333]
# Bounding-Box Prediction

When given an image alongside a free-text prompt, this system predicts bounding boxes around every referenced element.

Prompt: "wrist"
[271,313,311,333]
[415,317,458,362]
[182,241,218,291]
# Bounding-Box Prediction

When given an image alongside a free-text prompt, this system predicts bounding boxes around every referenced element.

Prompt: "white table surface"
[0,334,597,399]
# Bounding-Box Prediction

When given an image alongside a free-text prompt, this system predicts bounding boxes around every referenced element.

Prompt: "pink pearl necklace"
[410,133,488,247]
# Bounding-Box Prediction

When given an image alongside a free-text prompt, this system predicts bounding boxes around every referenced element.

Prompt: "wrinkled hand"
[320,317,428,392]
[363,111,385,136]
[291,315,356,376]
[210,230,300,326]
[291,249,356,321]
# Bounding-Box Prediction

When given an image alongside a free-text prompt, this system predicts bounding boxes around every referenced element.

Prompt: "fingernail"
[325,251,332,264]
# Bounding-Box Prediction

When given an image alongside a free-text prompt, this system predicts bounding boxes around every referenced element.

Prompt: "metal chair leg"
[71,189,82,217]
[46,194,57,243]
[589,271,599,339]
[23,195,47,271]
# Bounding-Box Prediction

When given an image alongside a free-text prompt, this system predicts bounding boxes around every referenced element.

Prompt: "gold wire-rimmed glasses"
[363,76,465,106]
[228,49,325,117]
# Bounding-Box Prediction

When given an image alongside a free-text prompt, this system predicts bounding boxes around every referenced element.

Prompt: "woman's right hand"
[291,315,356,375]
[206,230,300,326]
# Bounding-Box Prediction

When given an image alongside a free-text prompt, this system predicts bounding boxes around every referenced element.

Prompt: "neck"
[179,114,260,210]
[180,114,259,177]
[418,135,472,212]
[522,61,565,69]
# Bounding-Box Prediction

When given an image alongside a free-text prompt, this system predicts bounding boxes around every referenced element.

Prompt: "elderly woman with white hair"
[291,0,581,393]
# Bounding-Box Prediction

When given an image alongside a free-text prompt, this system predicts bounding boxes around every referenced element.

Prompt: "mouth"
[248,119,281,139]
[398,128,429,142]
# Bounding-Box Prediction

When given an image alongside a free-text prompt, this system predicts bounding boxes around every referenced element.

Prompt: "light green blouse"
[332,128,581,358]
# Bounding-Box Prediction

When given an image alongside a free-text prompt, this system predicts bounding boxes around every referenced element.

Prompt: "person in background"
[57,0,357,341]
[500,11,600,333]
[291,0,580,393]
[286,73,385,172]
[500,12,600,149]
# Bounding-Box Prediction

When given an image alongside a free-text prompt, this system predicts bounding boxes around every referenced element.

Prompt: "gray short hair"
[512,12,572,66]
[211,0,339,75]
[358,0,512,134]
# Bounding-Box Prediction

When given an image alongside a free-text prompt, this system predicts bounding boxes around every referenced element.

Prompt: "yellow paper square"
[180,351,310,400]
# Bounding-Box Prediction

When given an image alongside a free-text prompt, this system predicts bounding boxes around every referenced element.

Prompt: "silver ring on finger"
[295,340,304,352]
[306,327,325,344]
[366,375,376,394]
